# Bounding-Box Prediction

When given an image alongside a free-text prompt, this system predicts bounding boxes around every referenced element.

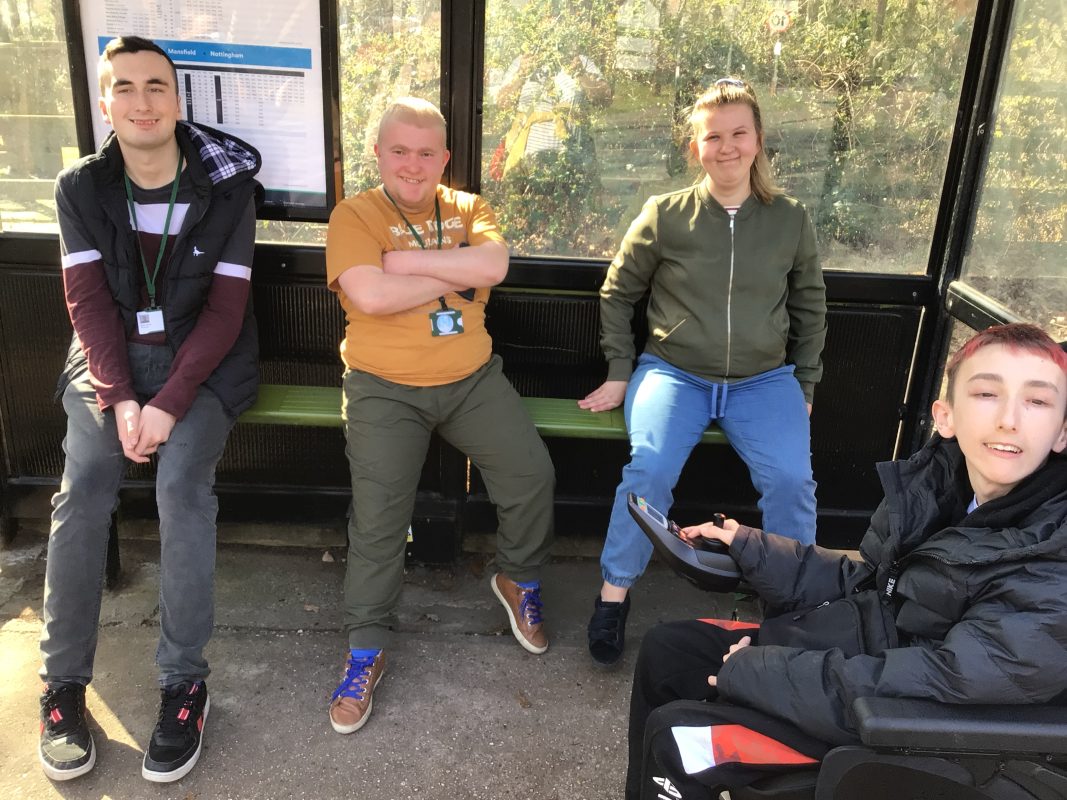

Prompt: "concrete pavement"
[1,531,754,800]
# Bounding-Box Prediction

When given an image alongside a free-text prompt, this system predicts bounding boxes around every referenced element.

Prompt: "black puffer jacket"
[715,436,1067,745]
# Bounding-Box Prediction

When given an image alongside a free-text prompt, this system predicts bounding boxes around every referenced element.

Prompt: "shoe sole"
[141,695,210,783]
[40,736,96,782]
[330,667,385,734]
[589,648,624,669]
[491,574,549,655]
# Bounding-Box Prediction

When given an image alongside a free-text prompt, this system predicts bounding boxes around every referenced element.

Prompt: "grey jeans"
[39,344,235,687]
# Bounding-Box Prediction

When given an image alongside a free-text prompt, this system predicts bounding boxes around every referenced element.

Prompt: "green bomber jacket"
[600,182,827,402]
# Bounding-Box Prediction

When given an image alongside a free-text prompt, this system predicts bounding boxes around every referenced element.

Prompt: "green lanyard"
[123,152,184,309]
[382,187,442,251]
[382,187,450,310]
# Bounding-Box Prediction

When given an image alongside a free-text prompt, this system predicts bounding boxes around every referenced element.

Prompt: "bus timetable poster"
[78,0,331,214]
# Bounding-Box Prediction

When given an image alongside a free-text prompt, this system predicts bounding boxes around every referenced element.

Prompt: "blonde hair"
[377,97,447,143]
[689,80,781,204]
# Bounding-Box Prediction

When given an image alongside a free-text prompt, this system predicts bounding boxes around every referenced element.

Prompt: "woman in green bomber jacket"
[579,79,828,668]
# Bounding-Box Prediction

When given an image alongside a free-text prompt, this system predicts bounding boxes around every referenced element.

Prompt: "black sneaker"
[142,680,210,783]
[39,682,96,781]
[587,594,631,667]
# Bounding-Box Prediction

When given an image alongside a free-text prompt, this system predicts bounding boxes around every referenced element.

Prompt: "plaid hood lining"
[181,122,260,185]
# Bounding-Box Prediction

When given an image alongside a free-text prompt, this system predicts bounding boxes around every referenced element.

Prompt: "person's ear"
[442,149,451,169]
[688,138,698,159]
[1053,420,1067,454]
[931,398,955,439]
[99,96,111,126]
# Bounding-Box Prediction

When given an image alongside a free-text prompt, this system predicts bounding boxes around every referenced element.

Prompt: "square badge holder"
[430,308,464,336]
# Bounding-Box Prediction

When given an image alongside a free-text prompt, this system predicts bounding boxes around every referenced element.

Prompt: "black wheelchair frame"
[632,497,1067,799]
[730,697,1067,799]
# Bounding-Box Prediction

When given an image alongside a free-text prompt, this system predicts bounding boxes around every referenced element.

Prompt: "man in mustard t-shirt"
[324,97,555,735]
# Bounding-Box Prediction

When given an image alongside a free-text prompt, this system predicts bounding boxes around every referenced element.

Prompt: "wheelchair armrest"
[853,697,1067,756]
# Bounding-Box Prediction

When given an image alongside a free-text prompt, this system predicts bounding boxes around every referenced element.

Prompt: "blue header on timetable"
[97,37,312,70]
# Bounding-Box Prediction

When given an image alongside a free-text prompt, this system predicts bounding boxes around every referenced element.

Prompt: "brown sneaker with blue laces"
[491,573,548,654]
[329,649,386,734]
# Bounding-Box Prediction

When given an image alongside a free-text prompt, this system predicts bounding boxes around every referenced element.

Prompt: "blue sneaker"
[329,649,385,734]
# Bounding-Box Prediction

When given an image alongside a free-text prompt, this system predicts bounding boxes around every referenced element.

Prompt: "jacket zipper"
[882,561,901,604]
[161,174,210,342]
[725,214,735,378]
[792,600,829,621]
[881,548,959,606]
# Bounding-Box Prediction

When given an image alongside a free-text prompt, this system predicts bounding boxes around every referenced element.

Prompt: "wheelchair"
[630,494,1067,800]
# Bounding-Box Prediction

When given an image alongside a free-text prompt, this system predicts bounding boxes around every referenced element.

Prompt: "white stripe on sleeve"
[213,262,252,281]
[61,249,103,269]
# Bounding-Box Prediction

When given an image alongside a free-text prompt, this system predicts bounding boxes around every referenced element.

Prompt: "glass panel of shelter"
[258,0,442,245]
[480,0,979,272]
[957,0,1066,342]
[0,0,77,235]
[0,0,986,277]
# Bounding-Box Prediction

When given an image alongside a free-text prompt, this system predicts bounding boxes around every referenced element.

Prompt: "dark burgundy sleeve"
[55,173,135,410]
[147,200,256,419]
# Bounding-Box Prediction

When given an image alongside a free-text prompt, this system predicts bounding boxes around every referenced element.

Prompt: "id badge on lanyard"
[383,189,465,337]
[125,152,183,337]
[429,307,464,336]
[136,307,166,335]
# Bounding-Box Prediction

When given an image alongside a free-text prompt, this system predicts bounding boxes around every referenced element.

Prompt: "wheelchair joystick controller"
[627,493,741,592]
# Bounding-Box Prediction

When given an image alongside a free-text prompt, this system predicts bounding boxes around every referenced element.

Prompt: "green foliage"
[966,0,1066,287]
[4,0,1062,303]
[336,0,442,197]
[0,0,75,231]
[272,0,998,262]
[475,0,986,265]
[0,0,71,115]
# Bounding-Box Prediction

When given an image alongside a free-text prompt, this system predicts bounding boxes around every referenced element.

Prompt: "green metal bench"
[240,383,727,444]
[98,384,724,585]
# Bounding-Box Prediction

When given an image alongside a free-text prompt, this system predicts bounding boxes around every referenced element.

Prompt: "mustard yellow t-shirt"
[325,185,505,386]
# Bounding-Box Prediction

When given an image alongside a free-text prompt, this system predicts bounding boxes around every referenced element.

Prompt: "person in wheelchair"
[627,323,1067,800]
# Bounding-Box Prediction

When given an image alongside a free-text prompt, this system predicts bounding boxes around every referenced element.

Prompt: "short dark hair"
[945,323,1067,408]
[98,36,178,96]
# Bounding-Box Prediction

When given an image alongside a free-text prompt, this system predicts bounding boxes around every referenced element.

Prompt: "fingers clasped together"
[112,400,177,463]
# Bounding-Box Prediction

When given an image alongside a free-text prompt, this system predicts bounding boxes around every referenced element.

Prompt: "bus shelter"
[0,0,1063,557]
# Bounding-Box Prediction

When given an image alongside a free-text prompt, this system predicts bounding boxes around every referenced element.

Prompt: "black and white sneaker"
[39,682,96,781]
[142,680,210,783]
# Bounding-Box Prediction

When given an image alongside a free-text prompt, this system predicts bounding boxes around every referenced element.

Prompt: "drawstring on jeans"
[708,382,730,420]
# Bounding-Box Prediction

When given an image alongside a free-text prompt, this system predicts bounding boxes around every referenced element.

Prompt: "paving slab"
[1,534,756,800]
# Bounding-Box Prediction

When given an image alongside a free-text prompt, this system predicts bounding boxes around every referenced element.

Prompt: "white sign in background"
[80,0,328,210]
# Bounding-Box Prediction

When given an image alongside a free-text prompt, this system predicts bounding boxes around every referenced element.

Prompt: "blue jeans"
[600,355,816,588]
[40,344,235,687]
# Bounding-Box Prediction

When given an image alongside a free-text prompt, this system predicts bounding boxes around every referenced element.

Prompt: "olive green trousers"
[342,355,555,648]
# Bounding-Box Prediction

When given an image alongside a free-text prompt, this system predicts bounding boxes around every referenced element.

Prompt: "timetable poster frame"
[62,0,341,221]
